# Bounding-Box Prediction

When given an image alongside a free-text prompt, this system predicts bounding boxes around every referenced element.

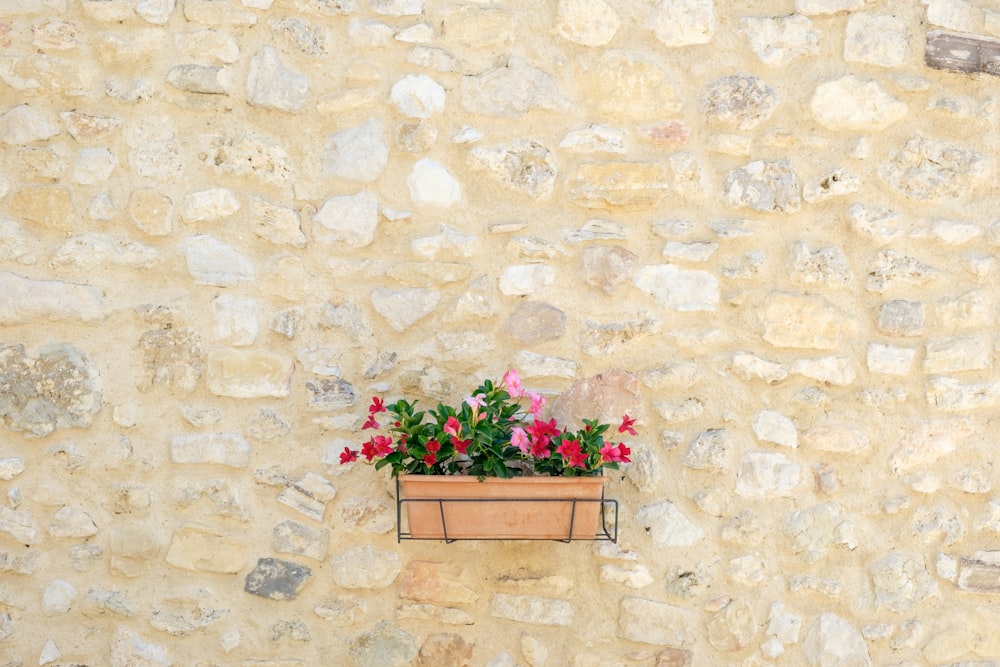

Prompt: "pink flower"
[339,447,358,464]
[502,369,524,397]
[600,442,631,464]
[443,416,462,437]
[511,427,530,453]
[373,435,394,457]
[528,392,546,417]
[618,414,637,435]
[369,396,387,414]
[362,414,380,430]
[465,394,486,409]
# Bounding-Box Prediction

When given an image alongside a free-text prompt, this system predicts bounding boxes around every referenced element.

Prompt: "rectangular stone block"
[170,433,251,467]
[926,31,1000,76]
[958,556,1000,592]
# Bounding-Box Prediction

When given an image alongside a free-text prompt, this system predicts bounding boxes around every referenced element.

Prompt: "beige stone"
[7,186,74,231]
[165,523,246,573]
[206,349,294,398]
[567,161,669,210]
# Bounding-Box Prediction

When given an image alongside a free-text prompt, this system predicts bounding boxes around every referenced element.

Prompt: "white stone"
[767,601,801,643]
[0,104,60,144]
[491,594,573,627]
[844,13,909,67]
[555,0,620,46]
[42,579,76,615]
[801,426,870,454]
[802,613,871,667]
[407,159,461,207]
[71,148,116,185]
[559,124,626,153]
[182,188,240,222]
[617,597,695,646]
[246,46,309,112]
[176,30,239,63]
[927,377,1000,412]
[741,14,819,65]
[929,218,982,245]
[372,0,422,16]
[390,74,445,119]
[662,241,718,262]
[924,335,991,374]
[499,265,555,296]
[136,0,175,24]
[0,506,36,544]
[330,545,400,589]
[635,264,719,311]
[0,457,25,480]
[889,419,972,474]
[797,0,863,14]
[460,57,570,117]
[811,76,907,131]
[790,356,856,386]
[314,191,379,248]
[170,433,251,467]
[180,235,254,286]
[322,118,388,183]
[730,353,788,383]
[395,23,434,43]
[923,0,984,32]
[110,626,172,667]
[600,564,654,588]
[647,0,716,47]
[736,452,801,499]
[636,501,705,546]
[753,410,797,448]
[51,233,161,269]
[370,287,440,331]
[49,506,98,538]
[348,18,393,46]
[212,294,259,346]
[0,272,105,323]
[39,638,61,665]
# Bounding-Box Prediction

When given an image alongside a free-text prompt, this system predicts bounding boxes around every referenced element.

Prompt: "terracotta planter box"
[397,474,612,541]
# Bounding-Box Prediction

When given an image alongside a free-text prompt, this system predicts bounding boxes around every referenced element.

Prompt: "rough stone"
[589,50,682,118]
[844,13,909,67]
[416,633,474,667]
[742,14,819,65]
[110,626,172,667]
[876,300,925,336]
[49,506,99,538]
[460,57,568,117]
[880,135,988,200]
[724,160,801,213]
[169,433,251,467]
[245,557,312,601]
[736,452,801,499]
[0,343,102,437]
[180,235,255,286]
[399,561,478,604]
[322,118,388,183]
[246,46,308,112]
[51,233,161,269]
[567,161,670,210]
[647,0,716,47]
[802,613,871,667]
[637,501,705,546]
[490,594,572,627]
[753,410,797,448]
[581,245,638,294]
[707,598,756,652]
[0,506,37,544]
[704,74,777,130]
[811,75,907,131]
[761,292,849,350]
[165,523,245,573]
[331,544,401,589]
[206,349,293,398]
[870,552,938,612]
[784,502,856,563]
[349,621,419,667]
[617,597,695,646]
[469,139,556,200]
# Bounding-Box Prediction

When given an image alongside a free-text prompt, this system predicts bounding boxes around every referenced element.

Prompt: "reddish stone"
[417,633,474,667]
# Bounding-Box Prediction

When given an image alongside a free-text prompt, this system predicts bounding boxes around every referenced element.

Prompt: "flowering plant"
[340,369,635,478]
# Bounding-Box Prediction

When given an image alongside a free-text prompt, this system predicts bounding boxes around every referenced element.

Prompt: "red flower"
[423,452,437,466]
[452,437,471,455]
[369,396,387,414]
[600,442,631,464]
[362,414,380,430]
[556,439,588,468]
[618,414,637,435]
[425,439,441,454]
[443,416,461,437]
[360,438,378,461]
[373,435,394,457]
[339,447,358,464]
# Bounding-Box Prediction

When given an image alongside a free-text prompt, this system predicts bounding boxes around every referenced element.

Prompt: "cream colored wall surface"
[2,0,1000,665]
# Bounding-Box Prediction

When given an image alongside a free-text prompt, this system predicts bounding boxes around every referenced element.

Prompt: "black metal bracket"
[395,477,619,544]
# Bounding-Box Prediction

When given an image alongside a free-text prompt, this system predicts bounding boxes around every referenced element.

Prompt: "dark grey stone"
[244,558,312,601]
[926,31,1000,76]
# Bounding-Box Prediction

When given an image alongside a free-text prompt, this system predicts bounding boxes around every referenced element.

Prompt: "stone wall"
[2,0,1000,665]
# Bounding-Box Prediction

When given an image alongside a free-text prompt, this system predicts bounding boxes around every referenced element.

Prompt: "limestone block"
[370,287,440,331]
[567,161,669,209]
[682,429,733,471]
[212,294,259,347]
[176,28,240,63]
[49,506,98,539]
[110,626,171,667]
[876,300,924,336]
[6,53,95,95]
[704,74,777,130]
[42,579,76,616]
[784,502,855,563]
[460,57,568,117]
[617,597,695,646]
[416,633,474,667]
[244,557,312,601]
[182,188,240,222]
[870,552,938,612]
[0,104,60,144]
[844,13,909,67]
[206,349,293,398]
[408,158,461,206]
[555,0,619,46]
[184,0,256,25]
[314,190,379,247]
[469,139,556,200]
[331,544,401,589]
[110,525,161,577]
[927,377,1000,411]
[490,594,572,627]
[889,419,972,474]
[811,76,907,131]
[390,74,445,118]
[399,561,478,604]
[761,292,847,350]
[637,501,705,547]
[273,519,329,561]
[560,124,626,154]
[923,335,991,374]
[166,64,232,94]
[724,160,801,213]
[0,458,24,481]
[170,433,251,467]
[789,356,856,386]
[802,614,871,667]
[879,135,988,200]
[499,265,554,296]
[0,506,36,545]
[7,186,74,231]
[801,426,869,454]
[306,378,357,411]
[789,242,852,285]
[0,343,102,437]
[181,235,255,286]
[707,599,756,652]
[753,410,797,448]
[600,563,654,589]
[246,46,308,111]
[165,523,246,573]
[348,621,418,667]
[729,353,787,383]
[647,0,716,47]
[735,452,801,499]
[504,302,566,344]
[322,118,388,183]
[51,233,161,268]
[127,188,173,236]
[635,265,719,311]
[741,14,818,65]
